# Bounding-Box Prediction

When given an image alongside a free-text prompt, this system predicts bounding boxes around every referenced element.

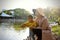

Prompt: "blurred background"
[0,0,60,40]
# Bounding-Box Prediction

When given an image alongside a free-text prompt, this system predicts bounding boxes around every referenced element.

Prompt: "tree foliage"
[0,8,31,19]
[44,7,60,25]
[14,8,31,19]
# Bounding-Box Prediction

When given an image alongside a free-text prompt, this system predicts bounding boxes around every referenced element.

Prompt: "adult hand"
[35,27,42,29]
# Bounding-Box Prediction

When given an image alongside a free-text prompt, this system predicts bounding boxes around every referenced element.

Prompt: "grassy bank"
[13,22,26,31]
[52,25,60,35]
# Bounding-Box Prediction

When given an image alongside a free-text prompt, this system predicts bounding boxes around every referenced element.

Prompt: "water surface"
[0,23,29,40]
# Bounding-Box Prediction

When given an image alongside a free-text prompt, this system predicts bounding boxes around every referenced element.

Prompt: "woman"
[33,8,53,40]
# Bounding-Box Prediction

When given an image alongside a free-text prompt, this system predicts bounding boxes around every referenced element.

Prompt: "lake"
[0,23,29,40]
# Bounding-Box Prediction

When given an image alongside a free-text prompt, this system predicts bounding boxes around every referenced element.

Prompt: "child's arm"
[20,22,28,28]
[30,22,39,29]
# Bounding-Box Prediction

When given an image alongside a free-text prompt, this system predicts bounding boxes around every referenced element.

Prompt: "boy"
[21,15,38,40]
[21,15,38,29]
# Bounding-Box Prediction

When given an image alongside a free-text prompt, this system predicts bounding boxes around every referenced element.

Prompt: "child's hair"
[28,15,33,19]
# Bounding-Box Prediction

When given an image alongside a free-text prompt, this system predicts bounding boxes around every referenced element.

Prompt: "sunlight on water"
[0,23,29,40]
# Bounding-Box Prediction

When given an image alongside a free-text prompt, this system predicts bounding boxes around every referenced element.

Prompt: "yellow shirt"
[21,21,38,28]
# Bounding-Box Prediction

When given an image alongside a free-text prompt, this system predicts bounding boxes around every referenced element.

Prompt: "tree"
[14,8,31,19]
[44,7,60,24]
[51,7,60,24]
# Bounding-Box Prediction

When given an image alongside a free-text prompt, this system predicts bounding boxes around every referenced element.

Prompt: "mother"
[33,8,53,40]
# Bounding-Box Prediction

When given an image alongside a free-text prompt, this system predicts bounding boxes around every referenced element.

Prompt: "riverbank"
[52,25,60,40]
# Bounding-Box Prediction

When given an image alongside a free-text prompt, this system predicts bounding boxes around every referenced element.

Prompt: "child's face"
[28,17,33,22]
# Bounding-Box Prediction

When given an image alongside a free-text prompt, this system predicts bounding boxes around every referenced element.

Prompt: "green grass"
[52,25,60,35]
[13,23,26,31]
[13,23,22,31]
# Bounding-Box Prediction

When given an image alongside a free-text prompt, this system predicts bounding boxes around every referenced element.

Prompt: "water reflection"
[0,23,29,40]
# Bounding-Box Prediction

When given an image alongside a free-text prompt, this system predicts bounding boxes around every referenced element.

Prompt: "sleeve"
[20,21,28,27]
[41,19,49,30]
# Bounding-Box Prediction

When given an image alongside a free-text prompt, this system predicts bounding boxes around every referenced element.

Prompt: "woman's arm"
[41,19,49,30]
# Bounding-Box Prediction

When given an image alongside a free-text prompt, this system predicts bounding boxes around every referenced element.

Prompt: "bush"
[52,25,60,35]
